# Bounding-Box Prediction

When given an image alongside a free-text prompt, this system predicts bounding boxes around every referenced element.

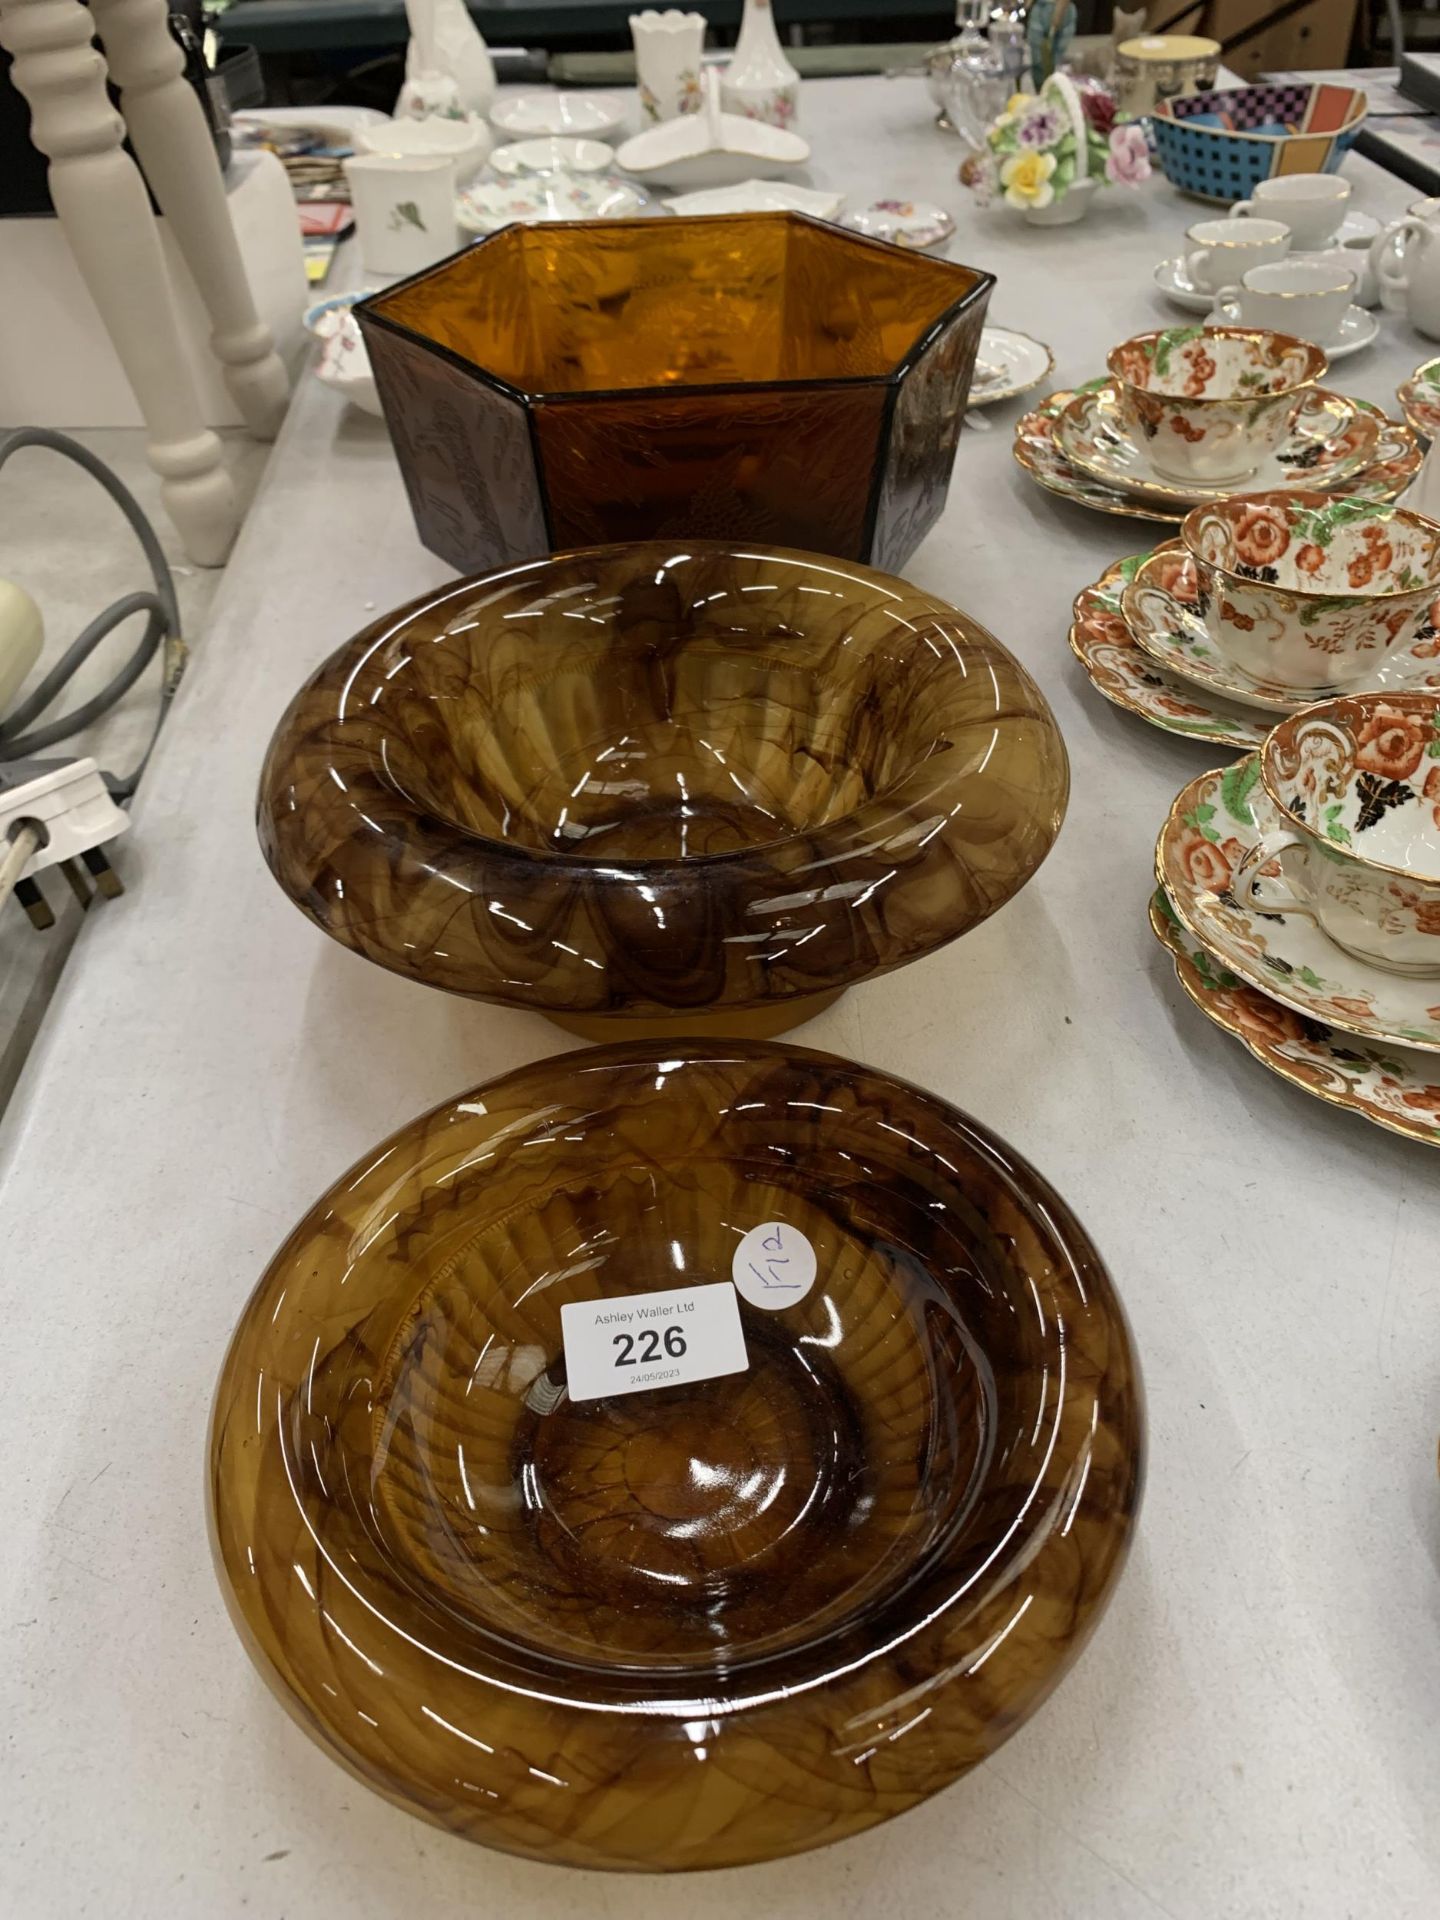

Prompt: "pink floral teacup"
[1107,325,1326,483]
[1121,491,1440,694]
[1233,692,1440,974]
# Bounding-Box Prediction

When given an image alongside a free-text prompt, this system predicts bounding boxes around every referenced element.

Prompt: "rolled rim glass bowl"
[209,1039,1145,1872]
[257,541,1068,1038]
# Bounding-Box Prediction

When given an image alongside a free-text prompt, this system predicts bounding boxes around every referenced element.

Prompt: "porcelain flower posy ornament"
[962,74,1147,225]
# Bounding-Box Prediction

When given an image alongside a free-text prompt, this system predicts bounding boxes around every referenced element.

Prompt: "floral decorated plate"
[1055,383,1376,508]
[1156,757,1440,1050]
[970,327,1055,407]
[1016,388,1420,526]
[457,171,648,232]
[1069,549,1267,749]
[1150,887,1440,1149]
[1124,546,1440,714]
[1397,356,1440,445]
[840,200,955,251]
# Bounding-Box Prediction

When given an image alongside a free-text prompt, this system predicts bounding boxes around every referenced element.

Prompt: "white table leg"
[0,0,238,565]
[89,0,291,441]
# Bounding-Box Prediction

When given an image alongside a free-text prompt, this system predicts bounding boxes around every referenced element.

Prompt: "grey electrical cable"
[0,427,182,799]
[0,822,42,920]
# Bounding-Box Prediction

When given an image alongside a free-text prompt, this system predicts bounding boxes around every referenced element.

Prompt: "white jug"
[1373,213,1440,336]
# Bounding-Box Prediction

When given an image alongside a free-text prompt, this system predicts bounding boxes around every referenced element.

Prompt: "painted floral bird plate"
[1156,757,1440,1051]
[1015,388,1420,526]
[1069,550,1267,749]
[1150,888,1440,1149]
[1123,547,1440,714]
[1396,356,1440,445]
[1055,384,1376,508]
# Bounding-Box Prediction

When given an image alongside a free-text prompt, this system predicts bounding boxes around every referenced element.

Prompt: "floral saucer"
[1069,550,1267,748]
[1397,356,1440,445]
[1157,758,1440,1050]
[1124,547,1440,714]
[457,172,648,232]
[1150,888,1440,1149]
[840,200,954,251]
[1014,389,1419,525]
[970,327,1054,406]
[1055,384,1376,508]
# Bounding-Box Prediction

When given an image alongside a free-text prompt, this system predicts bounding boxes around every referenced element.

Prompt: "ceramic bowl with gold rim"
[1107,326,1327,485]
[209,1038,1145,1870]
[1055,385,1374,509]
[1013,389,1420,528]
[1150,887,1440,1150]
[1397,355,1440,444]
[1233,692,1440,977]
[1158,755,1440,1047]
[258,542,1068,1041]
[1121,492,1440,696]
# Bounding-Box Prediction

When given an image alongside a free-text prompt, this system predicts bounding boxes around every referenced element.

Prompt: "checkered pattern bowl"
[1153,82,1366,205]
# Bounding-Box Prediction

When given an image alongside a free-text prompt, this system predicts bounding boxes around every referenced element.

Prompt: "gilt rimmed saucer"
[1397,356,1440,445]
[1069,551,1267,749]
[1123,548,1440,714]
[970,327,1054,407]
[1150,887,1440,1149]
[1055,384,1377,508]
[1156,759,1440,1051]
[1013,390,1419,527]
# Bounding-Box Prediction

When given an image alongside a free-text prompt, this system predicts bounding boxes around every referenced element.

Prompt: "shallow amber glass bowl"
[355,212,994,572]
[209,1039,1144,1872]
[257,542,1067,1037]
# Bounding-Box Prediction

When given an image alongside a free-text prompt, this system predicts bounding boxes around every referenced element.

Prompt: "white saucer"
[663,180,843,219]
[969,327,1054,407]
[1337,208,1380,246]
[488,136,615,178]
[1153,255,1213,313]
[490,93,628,141]
[1321,305,1380,361]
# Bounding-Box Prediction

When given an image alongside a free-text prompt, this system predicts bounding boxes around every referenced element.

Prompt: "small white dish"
[359,116,491,180]
[969,327,1054,407]
[457,171,648,233]
[841,199,954,252]
[490,93,628,141]
[1321,304,1380,361]
[488,135,614,177]
[1153,254,1216,313]
[663,179,842,219]
[303,294,381,415]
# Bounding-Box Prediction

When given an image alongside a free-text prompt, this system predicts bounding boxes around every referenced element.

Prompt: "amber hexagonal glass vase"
[355,212,994,572]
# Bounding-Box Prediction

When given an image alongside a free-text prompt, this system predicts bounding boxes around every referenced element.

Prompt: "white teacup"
[1210,259,1356,345]
[1184,217,1290,294]
[1230,173,1350,251]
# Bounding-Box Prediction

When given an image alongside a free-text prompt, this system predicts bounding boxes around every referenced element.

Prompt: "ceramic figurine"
[631,9,706,122]
[396,0,487,121]
[961,72,1148,226]
[721,0,800,129]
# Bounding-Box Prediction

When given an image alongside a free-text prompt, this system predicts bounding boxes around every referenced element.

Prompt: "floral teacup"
[1121,492,1440,693]
[1107,326,1326,483]
[1233,692,1440,974]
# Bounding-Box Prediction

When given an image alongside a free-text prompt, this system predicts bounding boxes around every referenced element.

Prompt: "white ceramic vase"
[343,152,459,278]
[630,9,706,122]
[397,0,495,120]
[720,0,799,129]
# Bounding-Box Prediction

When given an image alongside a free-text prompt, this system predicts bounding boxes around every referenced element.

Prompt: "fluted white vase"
[720,0,799,129]
[631,10,706,122]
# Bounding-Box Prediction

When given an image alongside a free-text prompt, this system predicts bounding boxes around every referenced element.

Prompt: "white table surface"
[3,76,1439,1920]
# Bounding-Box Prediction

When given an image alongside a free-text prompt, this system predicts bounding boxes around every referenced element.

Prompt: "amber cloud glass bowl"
[257,542,1067,1037]
[209,1040,1145,1872]
[355,212,994,573]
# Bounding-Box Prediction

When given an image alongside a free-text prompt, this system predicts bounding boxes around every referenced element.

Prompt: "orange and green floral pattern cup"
[1121,492,1440,694]
[1107,326,1326,484]
[1232,692,1440,975]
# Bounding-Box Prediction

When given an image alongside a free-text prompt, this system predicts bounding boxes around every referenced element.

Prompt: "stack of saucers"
[1071,492,1440,746]
[1151,674,1440,1145]
[1016,325,1419,525]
